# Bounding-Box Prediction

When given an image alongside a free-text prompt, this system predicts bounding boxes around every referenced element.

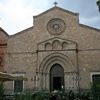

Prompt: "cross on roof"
[54,1,58,6]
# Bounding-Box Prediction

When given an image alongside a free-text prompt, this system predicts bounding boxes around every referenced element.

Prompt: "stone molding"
[39,52,76,73]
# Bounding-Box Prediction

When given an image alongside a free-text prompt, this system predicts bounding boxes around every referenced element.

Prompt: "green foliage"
[31,91,91,100]
[13,92,32,100]
[0,83,5,100]
[9,91,93,100]
[2,83,100,100]
[96,0,100,12]
[32,92,50,100]
[90,82,100,100]
[75,92,90,100]
[13,92,50,100]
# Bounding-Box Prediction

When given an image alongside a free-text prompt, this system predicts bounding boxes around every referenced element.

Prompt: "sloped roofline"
[33,6,79,18]
[33,6,100,32]
[79,24,100,32]
[0,27,9,36]
[10,26,33,38]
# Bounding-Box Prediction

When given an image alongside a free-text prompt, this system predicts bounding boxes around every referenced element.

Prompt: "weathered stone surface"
[0,27,9,72]
[5,6,100,92]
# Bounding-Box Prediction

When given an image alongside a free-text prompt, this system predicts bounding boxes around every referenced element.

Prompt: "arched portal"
[38,53,77,91]
[50,64,64,91]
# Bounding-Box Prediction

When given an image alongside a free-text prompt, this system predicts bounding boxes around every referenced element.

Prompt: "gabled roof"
[33,6,79,18]
[33,6,100,32]
[0,27,9,36]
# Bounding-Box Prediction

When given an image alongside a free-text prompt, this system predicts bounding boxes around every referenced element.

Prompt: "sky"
[0,0,100,35]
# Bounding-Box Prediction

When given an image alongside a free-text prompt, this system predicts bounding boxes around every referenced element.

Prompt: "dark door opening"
[53,77,61,91]
[50,64,64,91]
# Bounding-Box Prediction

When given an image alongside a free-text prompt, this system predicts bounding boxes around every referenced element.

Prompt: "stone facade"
[5,6,100,92]
[0,27,9,72]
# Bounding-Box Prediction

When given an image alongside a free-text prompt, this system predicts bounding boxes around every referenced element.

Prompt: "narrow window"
[13,73,25,93]
[14,80,23,92]
[92,74,100,85]
[0,57,3,65]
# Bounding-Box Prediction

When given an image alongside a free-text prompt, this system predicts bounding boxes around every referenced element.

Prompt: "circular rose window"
[47,18,66,35]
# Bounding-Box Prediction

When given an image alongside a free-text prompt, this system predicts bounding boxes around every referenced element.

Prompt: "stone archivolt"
[39,52,76,73]
[38,52,77,90]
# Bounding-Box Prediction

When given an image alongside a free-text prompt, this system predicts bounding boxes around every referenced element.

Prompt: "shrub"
[0,83,5,100]
[13,92,32,100]
[90,82,100,100]
[32,91,50,100]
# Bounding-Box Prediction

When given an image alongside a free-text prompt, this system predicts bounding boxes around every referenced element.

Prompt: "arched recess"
[39,52,76,73]
[50,64,64,91]
[45,42,52,50]
[38,52,77,91]
[62,42,68,50]
[52,40,61,50]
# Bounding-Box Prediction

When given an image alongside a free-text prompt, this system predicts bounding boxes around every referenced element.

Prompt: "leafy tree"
[96,0,100,12]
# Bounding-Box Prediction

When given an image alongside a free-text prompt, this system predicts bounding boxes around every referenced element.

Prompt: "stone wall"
[0,27,9,72]
[5,6,100,92]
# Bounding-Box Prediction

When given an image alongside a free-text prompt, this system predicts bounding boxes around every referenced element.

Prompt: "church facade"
[5,6,100,93]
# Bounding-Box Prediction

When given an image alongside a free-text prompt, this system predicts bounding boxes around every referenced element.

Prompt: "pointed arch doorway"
[50,64,64,91]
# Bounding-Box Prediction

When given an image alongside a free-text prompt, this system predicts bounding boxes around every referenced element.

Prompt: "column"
[42,73,46,90]
[45,73,50,91]
[64,72,68,91]
[39,73,43,90]
[66,73,70,91]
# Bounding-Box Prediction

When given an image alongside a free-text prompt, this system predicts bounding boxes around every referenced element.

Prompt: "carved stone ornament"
[47,18,66,35]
